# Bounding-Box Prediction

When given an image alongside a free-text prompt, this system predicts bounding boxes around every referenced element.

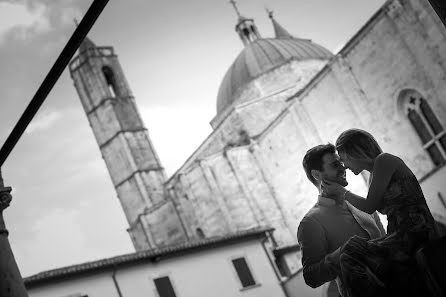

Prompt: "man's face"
[320,152,348,186]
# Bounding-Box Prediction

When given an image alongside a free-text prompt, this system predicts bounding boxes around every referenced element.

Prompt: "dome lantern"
[215,5,333,116]
[229,0,261,46]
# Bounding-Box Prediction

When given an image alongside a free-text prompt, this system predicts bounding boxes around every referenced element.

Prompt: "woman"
[322,128,438,297]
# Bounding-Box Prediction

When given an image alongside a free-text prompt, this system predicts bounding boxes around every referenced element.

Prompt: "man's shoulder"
[298,202,342,233]
[301,202,331,220]
[297,204,329,240]
[299,204,326,227]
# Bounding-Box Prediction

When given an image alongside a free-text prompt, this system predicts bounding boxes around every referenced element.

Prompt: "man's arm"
[372,212,386,236]
[297,216,340,288]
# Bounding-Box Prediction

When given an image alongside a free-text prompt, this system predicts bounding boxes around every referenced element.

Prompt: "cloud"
[59,5,83,26]
[25,110,62,134]
[0,1,50,44]
[0,0,85,46]
[14,207,87,276]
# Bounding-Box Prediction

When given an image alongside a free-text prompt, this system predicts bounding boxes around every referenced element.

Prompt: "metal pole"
[0,0,110,167]
[0,1,109,295]
[427,0,446,28]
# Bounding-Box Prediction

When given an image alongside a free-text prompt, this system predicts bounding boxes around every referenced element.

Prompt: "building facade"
[25,229,302,297]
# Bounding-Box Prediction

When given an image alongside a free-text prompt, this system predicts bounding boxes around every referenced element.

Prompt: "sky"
[0,0,385,277]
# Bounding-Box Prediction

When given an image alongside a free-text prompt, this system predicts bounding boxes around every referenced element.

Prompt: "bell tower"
[69,36,187,250]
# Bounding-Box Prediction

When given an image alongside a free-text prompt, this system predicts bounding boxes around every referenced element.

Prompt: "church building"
[25,0,446,296]
[69,0,446,276]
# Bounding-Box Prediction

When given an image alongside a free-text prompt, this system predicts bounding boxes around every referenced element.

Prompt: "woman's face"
[338,150,362,175]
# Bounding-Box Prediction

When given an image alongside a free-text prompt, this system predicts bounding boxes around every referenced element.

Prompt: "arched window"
[403,90,446,166]
[242,28,250,40]
[196,228,205,239]
[102,66,118,97]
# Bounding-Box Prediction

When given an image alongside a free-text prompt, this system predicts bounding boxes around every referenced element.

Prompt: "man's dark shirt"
[297,196,386,296]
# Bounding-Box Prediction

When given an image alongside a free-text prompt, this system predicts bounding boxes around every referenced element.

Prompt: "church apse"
[69,38,187,250]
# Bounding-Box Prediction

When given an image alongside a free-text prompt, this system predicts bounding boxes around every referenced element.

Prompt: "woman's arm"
[345,153,399,214]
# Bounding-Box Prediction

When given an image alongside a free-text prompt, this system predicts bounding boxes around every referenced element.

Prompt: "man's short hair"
[302,143,336,186]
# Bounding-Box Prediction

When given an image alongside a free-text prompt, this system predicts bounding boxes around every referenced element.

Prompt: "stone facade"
[166,0,446,271]
[71,0,446,277]
[69,45,187,250]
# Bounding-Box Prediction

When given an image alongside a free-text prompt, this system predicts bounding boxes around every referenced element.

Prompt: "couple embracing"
[298,128,438,297]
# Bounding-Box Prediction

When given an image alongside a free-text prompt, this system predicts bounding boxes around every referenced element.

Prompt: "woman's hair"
[335,128,382,160]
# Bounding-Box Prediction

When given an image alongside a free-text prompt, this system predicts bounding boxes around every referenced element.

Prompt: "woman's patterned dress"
[339,164,439,297]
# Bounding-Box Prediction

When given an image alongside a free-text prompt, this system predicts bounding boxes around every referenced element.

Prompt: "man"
[298,144,385,296]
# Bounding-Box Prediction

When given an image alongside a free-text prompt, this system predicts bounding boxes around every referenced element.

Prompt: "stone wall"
[286,0,446,220]
[420,165,446,223]
[167,0,446,255]
[326,0,446,178]
[71,48,187,250]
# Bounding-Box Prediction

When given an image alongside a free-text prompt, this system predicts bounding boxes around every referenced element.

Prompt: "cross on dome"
[229,0,241,18]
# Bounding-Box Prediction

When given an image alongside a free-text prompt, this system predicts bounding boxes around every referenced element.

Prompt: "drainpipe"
[260,232,289,297]
[112,265,123,297]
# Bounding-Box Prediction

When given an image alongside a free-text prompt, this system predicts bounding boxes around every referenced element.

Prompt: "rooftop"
[24,227,273,288]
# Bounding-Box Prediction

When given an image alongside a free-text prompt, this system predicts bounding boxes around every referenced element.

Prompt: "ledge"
[419,162,446,183]
[239,283,261,291]
[273,243,300,257]
[281,267,304,285]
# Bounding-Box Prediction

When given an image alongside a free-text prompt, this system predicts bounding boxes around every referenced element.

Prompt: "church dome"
[216,7,333,116]
[216,37,333,115]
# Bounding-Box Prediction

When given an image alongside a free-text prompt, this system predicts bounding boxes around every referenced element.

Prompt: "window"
[154,276,177,297]
[102,66,118,97]
[274,256,291,277]
[196,227,205,239]
[232,257,256,288]
[403,90,446,166]
[250,25,256,35]
[242,28,250,39]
